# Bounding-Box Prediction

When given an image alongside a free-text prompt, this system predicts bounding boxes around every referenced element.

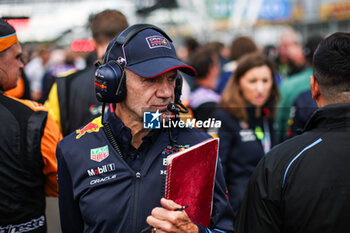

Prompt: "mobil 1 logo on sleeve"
[87,163,115,176]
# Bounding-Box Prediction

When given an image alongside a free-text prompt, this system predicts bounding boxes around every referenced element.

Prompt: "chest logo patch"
[239,129,257,142]
[90,145,109,162]
[76,122,100,139]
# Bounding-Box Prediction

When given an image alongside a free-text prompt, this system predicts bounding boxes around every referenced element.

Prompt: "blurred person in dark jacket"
[213,52,279,218]
[236,31,350,233]
[204,40,230,71]
[286,89,317,138]
[177,36,200,63]
[188,47,221,126]
[45,9,128,136]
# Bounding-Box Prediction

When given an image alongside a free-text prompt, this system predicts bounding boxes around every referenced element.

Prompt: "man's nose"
[156,79,173,98]
[19,60,24,70]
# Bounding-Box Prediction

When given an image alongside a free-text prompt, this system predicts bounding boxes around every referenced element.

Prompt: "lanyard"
[254,119,271,154]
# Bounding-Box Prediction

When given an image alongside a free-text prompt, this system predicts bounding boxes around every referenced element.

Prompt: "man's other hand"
[146,198,199,233]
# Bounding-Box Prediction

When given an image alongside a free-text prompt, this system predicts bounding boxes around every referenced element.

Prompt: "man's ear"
[310,75,321,101]
[91,39,97,50]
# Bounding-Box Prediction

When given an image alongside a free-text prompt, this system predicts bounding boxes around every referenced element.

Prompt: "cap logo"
[146,35,171,49]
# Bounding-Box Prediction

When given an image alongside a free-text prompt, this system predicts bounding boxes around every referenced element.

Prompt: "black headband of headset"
[116,23,173,45]
[104,24,173,64]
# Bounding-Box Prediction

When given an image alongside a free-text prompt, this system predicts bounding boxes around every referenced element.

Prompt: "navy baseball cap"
[104,25,196,78]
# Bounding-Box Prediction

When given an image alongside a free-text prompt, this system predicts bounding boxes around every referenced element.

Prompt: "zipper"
[132,172,141,233]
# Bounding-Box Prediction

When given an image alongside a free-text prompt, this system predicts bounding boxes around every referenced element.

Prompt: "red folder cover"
[164,138,219,227]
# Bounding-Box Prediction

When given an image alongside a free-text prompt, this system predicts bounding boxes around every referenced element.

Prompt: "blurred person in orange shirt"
[0,18,62,233]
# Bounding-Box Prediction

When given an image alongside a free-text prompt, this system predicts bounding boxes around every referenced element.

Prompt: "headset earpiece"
[94,60,126,103]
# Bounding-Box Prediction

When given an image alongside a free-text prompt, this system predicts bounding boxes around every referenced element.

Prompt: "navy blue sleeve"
[218,108,273,219]
[218,118,243,215]
[57,144,84,233]
[217,117,236,177]
[222,138,251,218]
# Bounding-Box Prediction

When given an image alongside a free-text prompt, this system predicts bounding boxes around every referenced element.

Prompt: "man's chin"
[154,105,168,112]
[149,105,169,113]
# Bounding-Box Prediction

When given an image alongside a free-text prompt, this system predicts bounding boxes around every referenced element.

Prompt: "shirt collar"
[304,103,350,131]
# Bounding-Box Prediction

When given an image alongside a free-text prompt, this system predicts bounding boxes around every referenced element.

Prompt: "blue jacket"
[57,110,234,233]
[213,107,277,218]
[236,103,350,233]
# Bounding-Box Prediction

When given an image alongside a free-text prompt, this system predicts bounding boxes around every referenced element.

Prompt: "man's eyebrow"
[166,71,177,78]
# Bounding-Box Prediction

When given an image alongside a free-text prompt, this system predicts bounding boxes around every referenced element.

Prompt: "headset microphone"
[166,73,189,115]
[167,102,189,114]
[167,103,180,113]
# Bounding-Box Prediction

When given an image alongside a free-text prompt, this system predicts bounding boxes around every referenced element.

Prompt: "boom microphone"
[167,103,180,113]
[167,102,189,114]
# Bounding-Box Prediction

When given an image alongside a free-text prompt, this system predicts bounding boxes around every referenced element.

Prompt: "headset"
[94,24,184,106]
[95,24,189,160]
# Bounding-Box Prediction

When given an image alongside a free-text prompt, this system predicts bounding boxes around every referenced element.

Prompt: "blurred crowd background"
[1,0,350,232]
[1,0,350,102]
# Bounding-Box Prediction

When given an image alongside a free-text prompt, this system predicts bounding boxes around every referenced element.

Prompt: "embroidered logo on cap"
[90,145,109,162]
[146,35,171,49]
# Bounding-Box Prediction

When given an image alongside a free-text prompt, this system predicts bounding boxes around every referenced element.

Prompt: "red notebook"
[164,138,219,227]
